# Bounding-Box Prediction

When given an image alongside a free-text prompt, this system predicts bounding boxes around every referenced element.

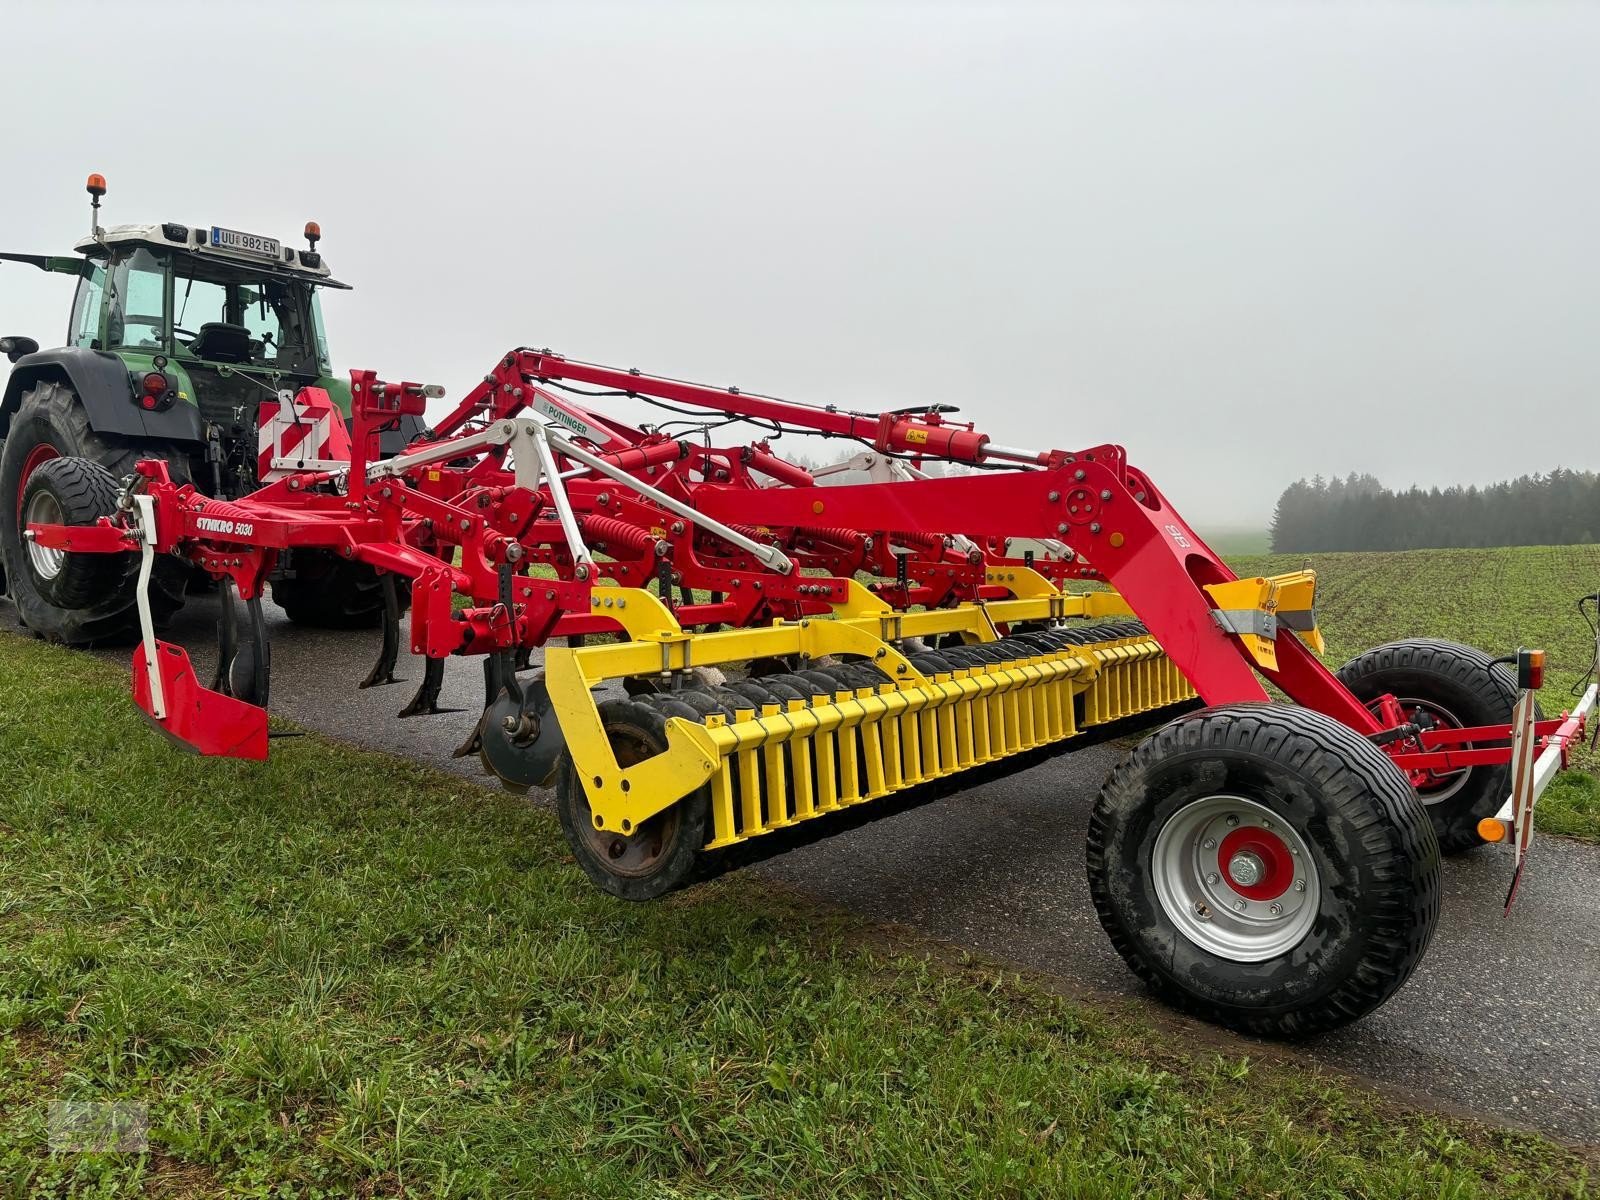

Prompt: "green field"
[1198,526,1273,555]
[2,545,1599,1196]
[1228,545,1600,841]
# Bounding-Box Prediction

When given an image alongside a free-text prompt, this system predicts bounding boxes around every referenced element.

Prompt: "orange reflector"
[86,173,107,197]
[1527,648,1546,691]
[1478,817,1509,843]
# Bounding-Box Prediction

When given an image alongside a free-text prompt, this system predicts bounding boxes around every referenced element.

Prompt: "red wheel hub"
[1372,696,1465,790]
[1217,826,1295,902]
[16,443,59,511]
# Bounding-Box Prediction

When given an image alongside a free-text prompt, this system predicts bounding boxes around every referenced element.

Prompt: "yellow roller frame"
[542,575,1195,839]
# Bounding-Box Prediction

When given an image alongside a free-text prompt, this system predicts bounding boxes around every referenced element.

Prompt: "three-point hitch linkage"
[28,348,1596,1037]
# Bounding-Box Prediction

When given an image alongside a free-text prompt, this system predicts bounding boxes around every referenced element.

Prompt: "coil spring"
[580,513,661,554]
[796,526,869,551]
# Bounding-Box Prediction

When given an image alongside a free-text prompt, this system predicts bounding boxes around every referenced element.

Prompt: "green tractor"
[0,175,419,643]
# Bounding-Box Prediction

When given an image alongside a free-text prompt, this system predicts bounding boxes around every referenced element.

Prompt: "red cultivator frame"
[28,346,1595,1038]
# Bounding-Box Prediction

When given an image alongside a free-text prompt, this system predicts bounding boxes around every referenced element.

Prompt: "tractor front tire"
[270,551,411,629]
[0,380,191,644]
[1335,639,1522,855]
[1087,703,1440,1038]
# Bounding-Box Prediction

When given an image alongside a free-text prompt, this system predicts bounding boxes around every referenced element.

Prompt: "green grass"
[1,635,1593,1197]
[1227,545,1600,842]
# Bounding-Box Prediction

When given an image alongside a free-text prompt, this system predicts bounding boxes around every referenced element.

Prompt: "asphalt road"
[41,594,1600,1144]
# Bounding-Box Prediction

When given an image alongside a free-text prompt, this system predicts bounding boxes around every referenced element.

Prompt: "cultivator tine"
[451,655,512,758]
[359,574,404,689]
[238,595,270,707]
[398,655,462,717]
[211,584,240,696]
[211,581,270,706]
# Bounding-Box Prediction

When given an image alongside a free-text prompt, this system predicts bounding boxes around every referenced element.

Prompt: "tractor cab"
[60,221,347,375]
[52,222,351,461]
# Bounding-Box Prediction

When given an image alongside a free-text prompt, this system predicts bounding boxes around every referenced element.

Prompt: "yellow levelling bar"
[694,635,1190,849]
[543,573,1210,850]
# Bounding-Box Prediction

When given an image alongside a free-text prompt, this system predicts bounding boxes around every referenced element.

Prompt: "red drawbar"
[1217,826,1296,902]
[132,642,268,760]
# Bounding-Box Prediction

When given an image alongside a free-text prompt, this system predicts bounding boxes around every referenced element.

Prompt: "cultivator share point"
[7,182,1595,1037]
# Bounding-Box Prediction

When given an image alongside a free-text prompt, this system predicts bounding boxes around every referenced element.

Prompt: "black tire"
[1335,638,1521,855]
[271,551,412,629]
[1087,703,1440,1038]
[17,458,129,609]
[0,380,191,644]
[554,697,711,901]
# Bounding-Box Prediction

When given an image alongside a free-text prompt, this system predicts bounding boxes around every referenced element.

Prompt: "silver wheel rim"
[23,489,65,582]
[1152,794,1320,962]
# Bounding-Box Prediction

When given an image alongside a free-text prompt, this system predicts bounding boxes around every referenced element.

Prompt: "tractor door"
[67,259,107,350]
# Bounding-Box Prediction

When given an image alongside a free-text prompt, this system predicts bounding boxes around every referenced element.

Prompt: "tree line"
[1270,469,1600,552]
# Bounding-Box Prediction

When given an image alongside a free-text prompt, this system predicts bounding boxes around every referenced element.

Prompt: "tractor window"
[171,259,320,373]
[310,291,331,372]
[173,274,229,335]
[68,261,106,349]
[107,247,168,350]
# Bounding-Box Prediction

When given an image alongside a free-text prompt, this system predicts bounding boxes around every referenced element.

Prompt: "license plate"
[210,226,280,258]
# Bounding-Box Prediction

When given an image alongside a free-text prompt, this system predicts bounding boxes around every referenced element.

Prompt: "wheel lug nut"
[1294,880,1306,893]
[1225,815,1239,827]
[1232,900,1246,912]
[1268,903,1283,916]
[1205,872,1219,885]
[1202,838,1215,849]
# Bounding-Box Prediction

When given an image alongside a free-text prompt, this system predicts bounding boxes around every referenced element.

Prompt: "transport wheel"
[271,550,412,629]
[1335,639,1523,855]
[1087,703,1440,1037]
[555,697,710,901]
[0,381,190,643]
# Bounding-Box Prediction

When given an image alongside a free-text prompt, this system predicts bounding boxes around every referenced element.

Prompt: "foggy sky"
[2,0,1596,529]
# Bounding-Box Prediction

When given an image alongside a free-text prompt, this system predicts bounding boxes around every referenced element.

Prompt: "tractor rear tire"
[1087,703,1440,1038]
[1335,639,1522,855]
[270,551,412,629]
[0,380,191,645]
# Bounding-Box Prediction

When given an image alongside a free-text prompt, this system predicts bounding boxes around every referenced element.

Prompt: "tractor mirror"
[0,335,39,363]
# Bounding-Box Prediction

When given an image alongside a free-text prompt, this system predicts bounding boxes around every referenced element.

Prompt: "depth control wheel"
[554,697,709,901]
[15,456,129,611]
[1087,703,1440,1037]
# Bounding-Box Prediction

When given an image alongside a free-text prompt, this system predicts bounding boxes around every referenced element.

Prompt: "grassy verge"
[0,634,1594,1197]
